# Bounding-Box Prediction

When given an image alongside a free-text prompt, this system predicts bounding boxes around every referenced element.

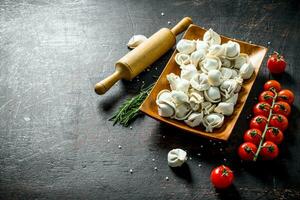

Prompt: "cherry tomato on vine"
[269,114,289,131]
[253,102,271,117]
[210,165,234,189]
[264,80,281,92]
[259,91,275,105]
[277,89,295,105]
[250,115,268,132]
[273,101,291,117]
[259,141,279,160]
[238,142,258,161]
[243,129,262,145]
[265,127,284,145]
[267,52,287,74]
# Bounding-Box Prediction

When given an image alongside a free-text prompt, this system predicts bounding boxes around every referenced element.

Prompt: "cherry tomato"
[265,127,284,145]
[253,102,271,117]
[263,80,281,92]
[250,115,268,132]
[267,52,287,74]
[270,114,289,131]
[238,142,258,161]
[210,165,234,189]
[259,141,279,160]
[243,129,262,145]
[273,101,291,117]
[259,91,275,105]
[277,89,295,105]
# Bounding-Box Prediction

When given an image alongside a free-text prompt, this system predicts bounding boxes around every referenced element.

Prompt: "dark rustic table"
[0,0,299,199]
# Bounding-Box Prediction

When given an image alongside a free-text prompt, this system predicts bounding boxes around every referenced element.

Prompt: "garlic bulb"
[180,64,198,81]
[208,44,225,57]
[167,73,190,93]
[214,102,234,116]
[204,86,221,103]
[208,69,222,86]
[184,112,204,127]
[190,73,210,91]
[175,53,190,66]
[224,41,240,60]
[203,113,224,132]
[190,50,206,66]
[167,149,188,167]
[234,53,249,69]
[176,39,196,54]
[127,35,147,49]
[200,56,221,73]
[239,62,254,79]
[203,28,221,45]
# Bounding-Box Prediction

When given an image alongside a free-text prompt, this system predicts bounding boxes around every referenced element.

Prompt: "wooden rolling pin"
[94,17,193,95]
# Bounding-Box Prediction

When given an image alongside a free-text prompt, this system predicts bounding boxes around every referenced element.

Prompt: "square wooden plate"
[140,24,268,141]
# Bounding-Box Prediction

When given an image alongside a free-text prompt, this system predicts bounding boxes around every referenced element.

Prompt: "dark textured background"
[0,0,299,199]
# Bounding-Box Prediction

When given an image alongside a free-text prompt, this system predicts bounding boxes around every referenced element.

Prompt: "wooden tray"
[140,24,268,141]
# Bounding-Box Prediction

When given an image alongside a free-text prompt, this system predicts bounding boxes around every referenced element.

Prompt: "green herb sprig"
[109,83,154,127]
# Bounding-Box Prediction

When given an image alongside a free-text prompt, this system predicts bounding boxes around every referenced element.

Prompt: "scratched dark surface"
[0,0,300,199]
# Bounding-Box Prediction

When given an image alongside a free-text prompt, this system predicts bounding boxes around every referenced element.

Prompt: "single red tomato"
[259,91,275,105]
[253,102,271,117]
[238,142,258,161]
[267,52,287,74]
[265,127,284,145]
[250,115,268,132]
[210,165,234,189]
[277,89,295,105]
[264,80,281,92]
[270,114,289,131]
[259,141,279,160]
[273,101,291,117]
[243,129,262,145]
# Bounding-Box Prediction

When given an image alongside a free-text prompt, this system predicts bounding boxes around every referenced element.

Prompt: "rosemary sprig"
[109,83,155,127]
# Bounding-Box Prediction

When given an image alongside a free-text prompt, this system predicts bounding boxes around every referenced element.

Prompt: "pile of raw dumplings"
[156,28,254,132]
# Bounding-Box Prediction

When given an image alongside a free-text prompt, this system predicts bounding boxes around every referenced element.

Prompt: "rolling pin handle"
[171,17,193,36]
[94,70,122,95]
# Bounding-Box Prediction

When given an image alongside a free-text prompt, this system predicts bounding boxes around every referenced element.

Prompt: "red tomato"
[250,115,268,131]
[253,102,271,117]
[243,129,262,145]
[270,114,289,131]
[259,91,275,105]
[210,165,234,189]
[273,101,291,117]
[277,89,295,105]
[265,127,284,145]
[238,142,258,161]
[267,52,287,74]
[259,141,279,160]
[264,80,281,92]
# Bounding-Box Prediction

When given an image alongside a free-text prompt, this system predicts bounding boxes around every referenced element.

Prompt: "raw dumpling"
[224,41,240,60]
[175,53,190,66]
[220,79,241,99]
[184,112,204,127]
[223,93,239,105]
[190,73,210,91]
[208,69,222,86]
[208,44,225,57]
[201,102,216,115]
[234,53,249,69]
[167,149,188,167]
[214,102,234,116]
[204,86,221,103]
[203,28,221,45]
[196,40,209,53]
[167,73,190,93]
[239,62,254,79]
[127,35,147,49]
[174,103,192,120]
[190,50,206,66]
[189,90,204,111]
[200,56,221,73]
[203,113,224,132]
[180,64,198,81]
[171,90,189,105]
[176,39,196,54]
[156,90,176,118]
[220,57,232,68]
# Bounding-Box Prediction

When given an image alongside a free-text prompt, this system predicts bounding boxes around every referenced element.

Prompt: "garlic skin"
[184,112,204,127]
[167,149,188,167]
[127,35,147,49]
[203,28,221,45]
[176,39,196,54]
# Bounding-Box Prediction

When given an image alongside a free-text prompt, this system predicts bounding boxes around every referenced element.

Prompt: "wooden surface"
[0,0,299,199]
[140,24,268,141]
